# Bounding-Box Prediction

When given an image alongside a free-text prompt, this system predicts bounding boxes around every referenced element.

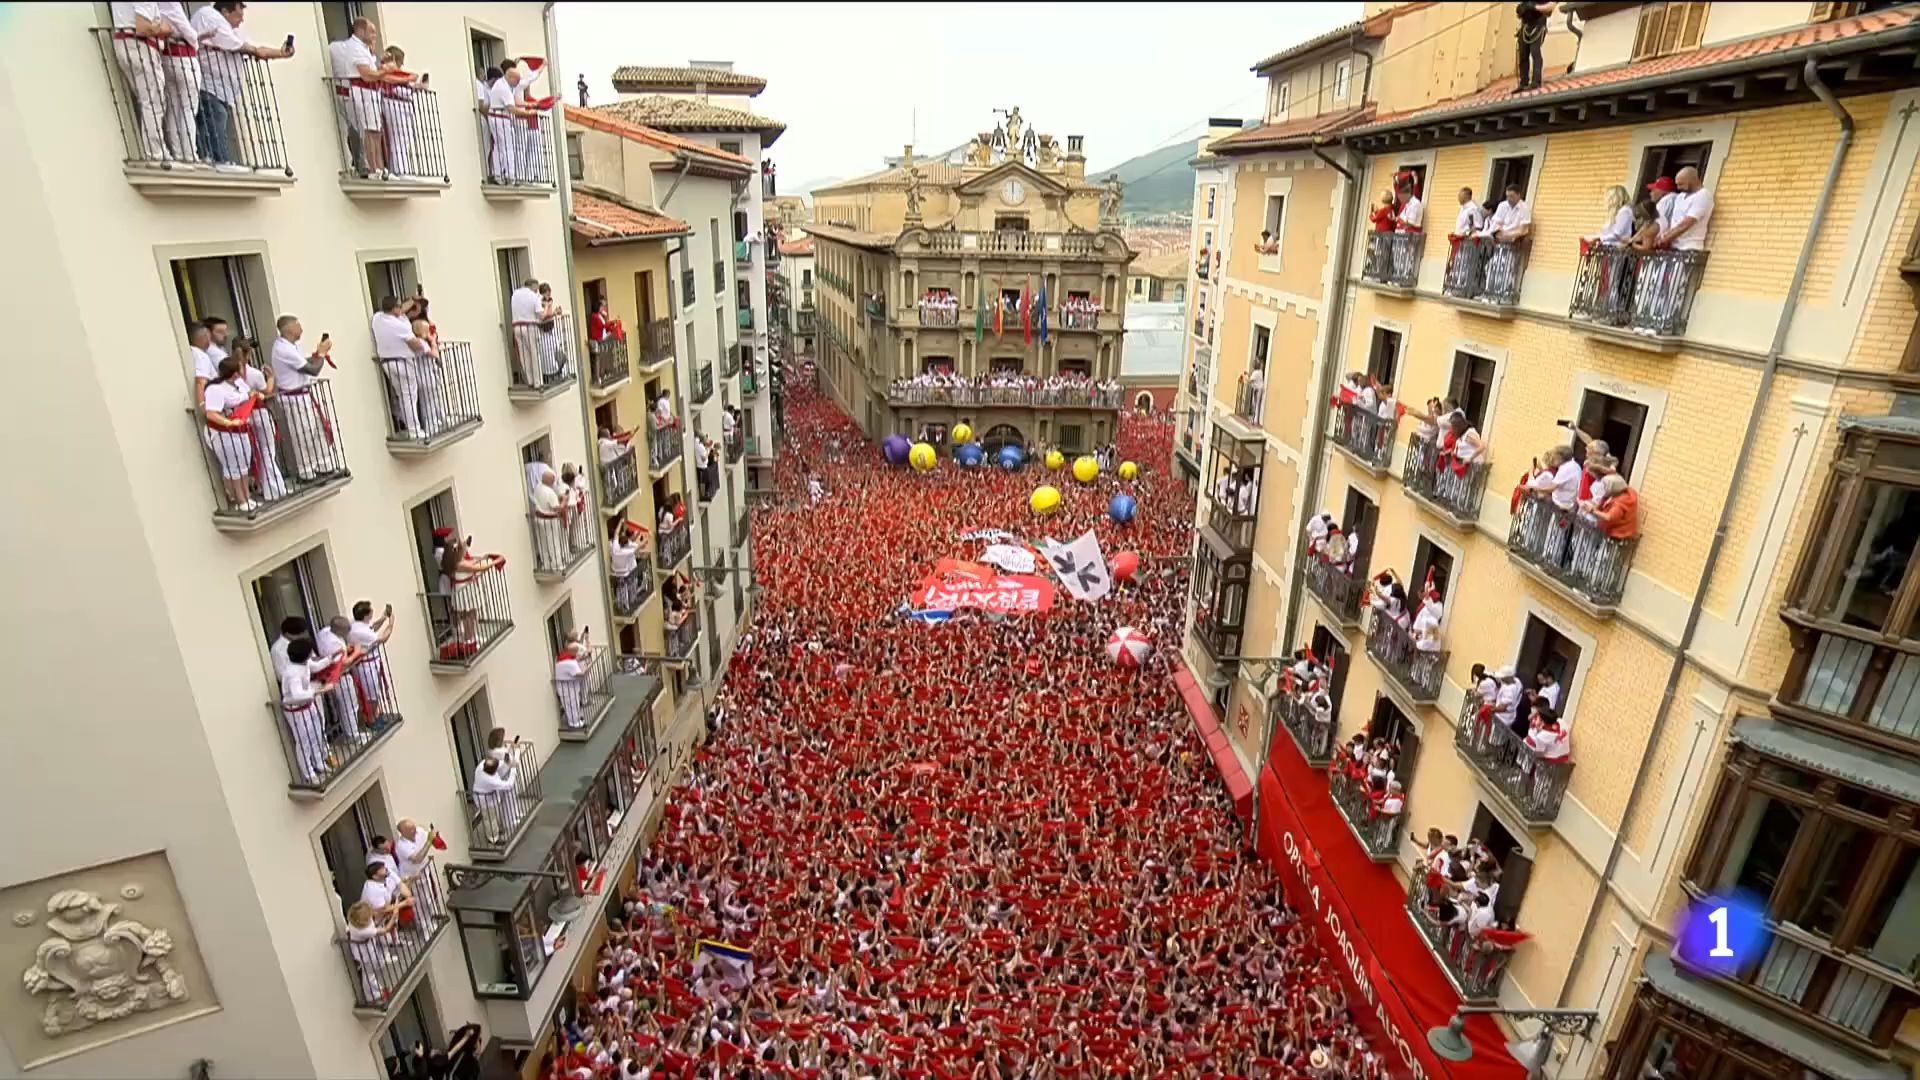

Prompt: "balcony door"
[1367,695,1420,796]
[318,787,388,920]
[1470,802,1532,925]
[635,271,655,329]
[1310,622,1350,718]
[1341,486,1379,577]
[1517,615,1583,724]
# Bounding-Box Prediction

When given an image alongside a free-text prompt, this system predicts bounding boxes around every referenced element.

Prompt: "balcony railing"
[923,231,1108,256]
[741,306,760,331]
[599,444,639,513]
[647,420,682,472]
[741,367,759,394]
[612,558,655,618]
[1365,612,1446,703]
[377,341,481,452]
[477,106,555,190]
[198,377,350,526]
[1361,232,1421,289]
[528,499,596,580]
[1789,630,1920,743]
[1304,549,1366,625]
[1508,492,1636,609]
[464,740,541,857]
[1405,873,1517,1001]
[1273,690,1336,766]
[693,362,715,405]
[713,260,727,296]
[1442,238,1526,308]
[421,565,512,670]
[734,239,752,266]
[1748,926,1908,1041]
[93,30,291,180]
[1453,692,1574,826]
[1568,245,1709,339]
[1060,306,1101,331]
[588,335,630,392]
[726,430,744,464]
[1402,433,1489,525]
[271,644,401,795]
[722,348,742,379]
[918,297,960,326]
[638,317,674,368]
[556,645,615,736]
[324,78,449,186]
[884,383,1125,409]
[1234,381,1264,427]
[1329,399,1394,472]
[657,519,691,569]
[1331,768,1403,859]
[680,266,696,308]
[666,609,700,658]
[338,858,450,1012]
[733,507,749,549]
[507,312,578,396]
[1207,502,1258,553]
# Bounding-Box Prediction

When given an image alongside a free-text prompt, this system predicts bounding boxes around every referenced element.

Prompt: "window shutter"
[1632,4,1663,58]
[1448,353,1471,405]
[1678,2,1710,50]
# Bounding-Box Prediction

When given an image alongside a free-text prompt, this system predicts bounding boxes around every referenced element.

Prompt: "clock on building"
[1001,179,1027,206]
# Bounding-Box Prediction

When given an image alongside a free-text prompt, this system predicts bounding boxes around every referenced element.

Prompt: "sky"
[557,2,1360,192]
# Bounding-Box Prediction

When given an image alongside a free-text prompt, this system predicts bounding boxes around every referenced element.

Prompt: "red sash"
[208,400,271,488]
[279,386,336,443]
[114,31,196,57]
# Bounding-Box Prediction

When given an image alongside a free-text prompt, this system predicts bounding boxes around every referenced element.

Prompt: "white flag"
[981,544,1037,574]
[1041,530,1112,603]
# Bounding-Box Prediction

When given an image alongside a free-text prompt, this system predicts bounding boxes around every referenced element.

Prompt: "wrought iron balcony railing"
[918,297,960,326]
[420,565,512,671]
[338,857,450,1012]
[1059,306,1101,331]
[1361,232,1421,288]
[555,645,615,735]
[1330,768,1403,859]
[1304,549,1366,625]
[93,29,292,180]
[1453,692,1574,825]
[648,420,681,472]
[325,78,449,186]
[638,317,674,368]
[666,609,700,658]
[1404,872,1518,1002]
[657,519,691,569]
[198,376,350,527]
[1508,492,1637,609]
[463,740,541,858]
[693,363,715,405]
[1365,612,1446,702]
[1568,244,1708,339]
[506,312,577,396]
[598,444,639,513]
[270,644,401,795]
[1272,690,1335,766]
[722,348,742,379]
[1329,399,1394,471]
[476,106,555,190]
[1402,433,1489,524]
[376,341,481,452]
[1442,238,1526,308]
[611,558,655,618]
[588,335,630,392]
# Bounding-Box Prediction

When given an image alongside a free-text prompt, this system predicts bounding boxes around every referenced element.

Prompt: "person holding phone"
[269,315,340,480]
[189,0,291,170]
[392,819,440,923]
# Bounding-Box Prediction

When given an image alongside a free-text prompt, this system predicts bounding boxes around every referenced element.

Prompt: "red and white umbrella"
[1106,627,1151,668]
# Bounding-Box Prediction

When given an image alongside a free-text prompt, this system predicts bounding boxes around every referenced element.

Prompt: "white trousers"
[285,700,328,783]
[382,357,422,438]
[517,124,543,182]
[558,679,585,729]
[486,115,518,182]
[414,355,445,434]
[534,515,568,571]
[380,96,415,176]
[115,44,200,162]
[278,391,338,478]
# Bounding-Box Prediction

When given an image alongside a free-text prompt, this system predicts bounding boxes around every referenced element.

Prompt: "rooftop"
[595,96,787,147]
[1250,3,1413,73]
[1130,250,1189,280]
[777,236,815,256]
[609,64,767,96]
[571,190,690,244]
[1206,105,1376,155]
[811,159,967,195]
[563,105,754,168]
[800,222,896,252]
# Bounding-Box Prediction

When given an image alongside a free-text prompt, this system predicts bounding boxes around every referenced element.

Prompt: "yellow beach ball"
[909,442,938,472]
[1118,461,1139,481]
[1044,450,1066,471]
[1030,485,1062,514]
[950,422,973,445]
[1072,455,1100,483]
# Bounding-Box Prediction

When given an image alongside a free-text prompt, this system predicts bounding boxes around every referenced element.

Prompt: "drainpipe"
[659,153,696,210]
[1355,31,1376,107]
[1553,57,1854,1021]
[1566,8,1585,48]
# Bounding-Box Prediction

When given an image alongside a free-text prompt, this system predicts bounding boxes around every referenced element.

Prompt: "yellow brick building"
[1180,3,1920,1077]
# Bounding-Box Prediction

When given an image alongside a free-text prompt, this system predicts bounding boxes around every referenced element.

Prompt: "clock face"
[1002,180,1027,206]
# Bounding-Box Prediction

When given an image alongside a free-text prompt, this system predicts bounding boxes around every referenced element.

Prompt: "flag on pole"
[1036,279,1050,344]
[973,276,985,343]
[1022,277,1033,344]
[993,280,1004,338]
[694,940,756,988]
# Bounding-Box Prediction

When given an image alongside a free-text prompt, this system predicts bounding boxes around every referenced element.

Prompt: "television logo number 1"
[1707,905,1734,958]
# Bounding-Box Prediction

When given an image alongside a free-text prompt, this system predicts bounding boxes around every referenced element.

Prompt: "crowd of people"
[886,371,1126,409]
[194,311,344,514]
[479,56,558,186]
[107,1,294,172]
[546,380,1399,1079]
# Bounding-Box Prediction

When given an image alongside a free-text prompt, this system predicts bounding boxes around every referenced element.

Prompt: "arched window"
[981,424,1025,453]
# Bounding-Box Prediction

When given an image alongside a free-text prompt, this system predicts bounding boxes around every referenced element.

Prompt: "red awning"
[1171,658,1252,818]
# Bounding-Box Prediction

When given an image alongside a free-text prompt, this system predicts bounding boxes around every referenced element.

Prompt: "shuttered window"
[1631,2,1711,60]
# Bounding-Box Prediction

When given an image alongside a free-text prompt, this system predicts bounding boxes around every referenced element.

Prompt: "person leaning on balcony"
[1586,184,1635,246]
[1393,173,1424,233]
[556,640,590,731]
[189,1,290,170]
[347,599,394,713]
[470,750,519,842]
[203,355,285,511]
[376,46,425,178]
[188,322,219,404]
[270,315,340,480]
[110,1,200,165]
[597,425,635,469]
[1451,187,1487,240]
[328,17,386,177]
[1581,473,1640,539]
[1656,166,1713,252]
[315,615,368,730]
[1367,192,1397,235]
[508,278,545,387]
[537,283,564,378]
[439,535,503,649]
[1478,184,1532,244]
[1491,665,1524,733]
[483,63,532,184]
[343,901,397,1000]
[360,860,413,925]
[373,294,432,439]
[279,636,338,784]
[530,466,567,570]
[653,388,678,431]
[562,465,592,553]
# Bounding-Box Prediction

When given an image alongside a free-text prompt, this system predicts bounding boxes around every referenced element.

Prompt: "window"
[801,269,812,288]
[1333,59,1352,101]
[407,490,459,593]
[1341,486,1378,571]
[378,980,443,1080]
[993,214,1029,232]
[1632,2,1709,60]
[469,29,507,82]
[1000,288,1022,310]
[1410,536,1453,602]
[364,256,419,317]
[1573,388,1649,482]
[320,2,374,45]
[318,786,390,922]
[679,248,696,310]
[170,253,273,356]
[1309,623,1350,713]
[543,600,575,660]
[718,139,742,155]
[1484,155,1533,215]
[1516,615,1582,720]
[1469,803,1531,924]
[1060,359,1090,378]
[447,689,496,789]
[1447,351,1497,429]
[565,133,583,182]
[1261,195,1286,255]
[495,246,531,324]
[991,356,1023,374]
[1249,325,1271,377]
[1637,141,1713,193]
[1205,185,1218,219]
[1270,80,1291,120]
[251,547,337,650]
[1366,327,1401,387]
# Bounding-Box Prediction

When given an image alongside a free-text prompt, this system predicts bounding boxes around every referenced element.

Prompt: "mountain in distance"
[1096,136,1206,218]
[787,175,843,198]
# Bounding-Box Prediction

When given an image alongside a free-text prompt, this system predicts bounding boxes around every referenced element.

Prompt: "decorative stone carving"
[22,890,189,1038]
[1035,134,1059,169]
[967,134,993,167]
[1100,173,1125,223]
[119,885,143,901]
[903,166,924,220]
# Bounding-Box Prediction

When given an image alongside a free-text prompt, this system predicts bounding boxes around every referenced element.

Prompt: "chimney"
[1199,117,1244,154]
[1064,134,1086,181]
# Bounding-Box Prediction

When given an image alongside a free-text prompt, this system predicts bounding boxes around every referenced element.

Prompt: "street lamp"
[1425,1007,1599,1079]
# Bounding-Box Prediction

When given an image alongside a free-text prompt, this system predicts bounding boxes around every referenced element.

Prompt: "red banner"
[914,573,1054,613]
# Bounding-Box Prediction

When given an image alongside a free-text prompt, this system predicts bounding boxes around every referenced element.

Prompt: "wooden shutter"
[1812,2,1863,22]
[1495,851,1534,925]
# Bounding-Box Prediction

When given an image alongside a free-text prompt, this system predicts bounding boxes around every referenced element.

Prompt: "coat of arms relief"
[21,889,189,1037]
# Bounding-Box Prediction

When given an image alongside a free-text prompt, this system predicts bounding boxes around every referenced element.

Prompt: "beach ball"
[951,422,973,445]
[1119,461,1139,481]
[1073,455,1100,483]
[1044,450,1066,471]
[955,442,985,468]
[1111,551,1141,582]
[998,444,1026,470]
[1109,493,1137,523]
[882,434,911,466]
[909,442,937,472]
[1030,486,1062,514]
[1106,626,1152,668]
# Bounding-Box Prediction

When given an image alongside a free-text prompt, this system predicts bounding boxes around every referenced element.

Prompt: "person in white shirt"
[653,389,676,432]
[1533,669,1563,714]
[1471,183,1532,301]
[1587,184,1635,246]
[1490,665,1524,736]
[328,17,386,176]
[315,615,365,733]
[372,294,432,439]
[391,819,439,923]
[483,63,532,184]
[280,637,338,784]
[202,355,286,511]
[609,522,643,610]
[509,59,548,184]
[694,435,715,500]
[508,279,546,389]
[201,315,232,367]
[189,0,289,169]
[1450,187,1487,238]
[344,900,397,1003]
[346,599,394,718]
[555,641,591,731]
[189,321,219,404]
[1394,179,1424,234]
[1658,166,1712,252]
[268,616,310,683]
[530,466,568,572]
[269,315,340,479]
[1520,446,1581,564]
[1480,184,1532,244]
[110,2,200,164]
[359,860,411,924]
[375,45,425,178]
[1243,364,1266,424]
[562,465,592,554]
[471,754,520,842]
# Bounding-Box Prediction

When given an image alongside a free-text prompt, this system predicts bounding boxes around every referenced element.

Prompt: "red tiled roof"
[777,236,814,256]
[1354,6,1919,134]
[593,96,786,147]
[562,105,753,168]
[571,190,689,243]
[1206,105,1377,154]
[1250,3,1427,72]
[609,64,766,96]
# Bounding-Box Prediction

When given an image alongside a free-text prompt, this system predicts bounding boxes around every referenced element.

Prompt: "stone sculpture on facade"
[1035,134,1059,169]
[1100,173,1125,222]
[21,889,189,1038]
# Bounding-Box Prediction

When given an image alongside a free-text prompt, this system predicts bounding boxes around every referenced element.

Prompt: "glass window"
[459,910,521,997]
[1820,480,1920,631]
[378,980,438,1078]
[1638,1024,1715,1079]
[1785,820,1874,938]
[1858,844,1920,975]
[1712,790,1804,903]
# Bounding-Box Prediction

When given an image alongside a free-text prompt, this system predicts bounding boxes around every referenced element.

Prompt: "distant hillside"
[1096,137,1205,218]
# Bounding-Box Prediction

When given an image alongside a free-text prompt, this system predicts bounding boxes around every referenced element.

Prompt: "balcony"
[556,645,617,740]
[740,306,761,333]
[611,559,655,618]
[637,317,674,371]
[197,378,352,532]
[721,348,742,379]
[1401,433,1488,529]
[732,506,749,549]
[1453,693,1574,828]
[679,266,696,308]
[1782,624,1920,745]
[1207,498,1257,554]
[741,366,759,395]
[917,295,960,327]
[377,341,482,456]
[1440,238,1525,316]
[1508,492,1636,615]
[657,518,691,570]
[588,336,631,394]
[666,608,700,659]
[1304,548,1366,627]
[1568,245,1708,349]
[735,239,753,267]
[269,644,403,798]
[1272,689,1336,767]
[713,259,726,296]
[692,362,715,405]
[92,29,293,196]
[1059,304,1102,331]
[477,107,556,197]
[885,380,1124,410]
[1360,232,1420,292]
[338,858,451,1014]
[528,500,596,584]
[1405,874,1517,1003]
[506,312,578,402]
[725,428,744,464]
[598,444,640,516]
[1330,768,1402,861]
[324,79,450,196]
[647,419,682,473]
[1365,613,1447,704]
[421,565,513,673]
[922,231,1112,257]
[1233,380,1265,428]
[464,740,542,859]
[1189,346,1212,399]
[1328,399,1394,475]
[1741,924,1912,1045]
